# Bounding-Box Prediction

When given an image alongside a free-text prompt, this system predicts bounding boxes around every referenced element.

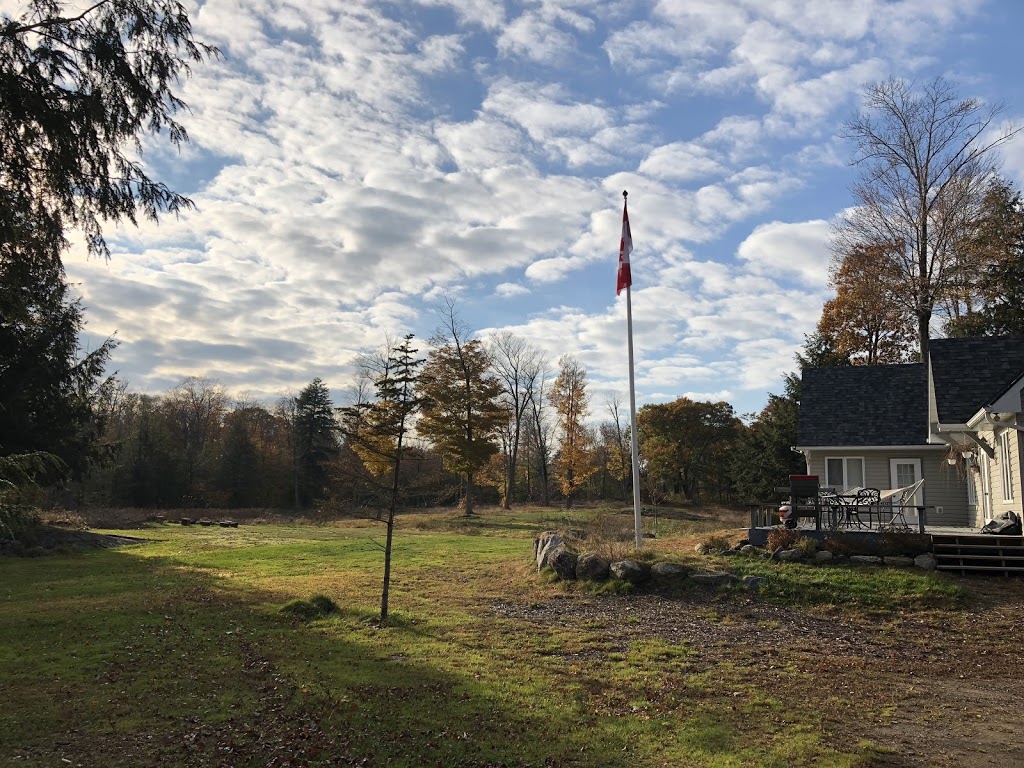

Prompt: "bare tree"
[834,76,1019,361]
[486,331,545,508]
[163,376,226,496]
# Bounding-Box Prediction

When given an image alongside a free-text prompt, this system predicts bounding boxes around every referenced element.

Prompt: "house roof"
[797,364,927,447]
[930,336,1024,424]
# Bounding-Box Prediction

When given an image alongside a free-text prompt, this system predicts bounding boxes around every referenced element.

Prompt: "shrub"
[700,534,733,553]
[281,594,340,621]
[794,536,818,557]
[823,533,873,557]
[876,530,930,557]
[583,510,636,561]
[765,527,802,552]
[0,503,40,541]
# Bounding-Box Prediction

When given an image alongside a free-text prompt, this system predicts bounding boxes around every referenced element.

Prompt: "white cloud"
[736,219,833,288]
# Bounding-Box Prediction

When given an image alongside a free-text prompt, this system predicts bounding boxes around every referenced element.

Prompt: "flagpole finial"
[622,189,628,199]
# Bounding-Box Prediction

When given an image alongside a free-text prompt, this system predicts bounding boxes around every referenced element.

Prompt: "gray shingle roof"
[797,364,927,447]
[930,336,1024,424]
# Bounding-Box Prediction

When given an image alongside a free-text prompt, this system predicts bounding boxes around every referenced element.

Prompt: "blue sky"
[41,0,1024,417]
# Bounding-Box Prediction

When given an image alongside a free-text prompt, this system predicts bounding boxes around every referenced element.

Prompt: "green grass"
[0,506,971,766]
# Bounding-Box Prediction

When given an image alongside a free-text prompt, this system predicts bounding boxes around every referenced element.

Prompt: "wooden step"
[937,564,1024,573]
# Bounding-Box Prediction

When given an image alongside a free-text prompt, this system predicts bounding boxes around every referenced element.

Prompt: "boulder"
[575,553,610,581]
[534,532,567,570]
[651,561,687,578]
[742,575,764,590]
[549,549,578,580]
[610,559,650,584]
[777,549,803,562]
[883,555,914,568]
[689,572,738,587]
[740,544,757,555]
[914,553,938,571]
[850,555,883,565]
[813,550,834,564]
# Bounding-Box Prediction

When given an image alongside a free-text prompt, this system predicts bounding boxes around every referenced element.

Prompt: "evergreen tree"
[1,0,216,269]
[731,374,805,502]
[419,337,507,516]
[294,378,338,508]
[340,335,424,624]
[0,254,114,481]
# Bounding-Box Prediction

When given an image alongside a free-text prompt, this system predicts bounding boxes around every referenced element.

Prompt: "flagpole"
[622,190,643,549]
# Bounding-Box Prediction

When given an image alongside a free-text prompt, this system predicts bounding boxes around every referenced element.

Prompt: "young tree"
[834,76,1019,360]
[339,335,424,625]
[0,0,216,268]
[419,306,507,516]
[549,355,596,508]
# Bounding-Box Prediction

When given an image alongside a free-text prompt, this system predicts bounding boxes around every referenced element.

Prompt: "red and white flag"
[616,199,632,296]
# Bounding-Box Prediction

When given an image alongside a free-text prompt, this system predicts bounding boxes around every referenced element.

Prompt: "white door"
[889,458,923,522]
[980,452,993,522]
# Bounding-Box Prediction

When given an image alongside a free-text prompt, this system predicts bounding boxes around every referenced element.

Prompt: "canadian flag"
[616,199,632,296]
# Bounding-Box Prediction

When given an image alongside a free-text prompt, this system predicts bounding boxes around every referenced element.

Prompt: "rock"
[651,561,687,578]
[914,553,938,571]
[884,555,914,567]
[610,559,650,584]
[642,532,657,539]
[180,518,193,526]
[813,550,834,564]
[534,532,567,570]
[549,549,578,580]
[777,549,803,562]
[742,575,764,590]
[740,544,757,555]
[850,555,883,565]
[694,543,709,554]
[576,553,610,581]
[689,572,739,587]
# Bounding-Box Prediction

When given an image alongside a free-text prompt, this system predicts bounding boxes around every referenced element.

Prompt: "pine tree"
[419,338,507,516]
[293,378,338,508]
[340,335,424,624]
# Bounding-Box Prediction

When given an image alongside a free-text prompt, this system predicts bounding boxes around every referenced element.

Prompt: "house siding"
[804,448,968,526]
[986,424,1022,521]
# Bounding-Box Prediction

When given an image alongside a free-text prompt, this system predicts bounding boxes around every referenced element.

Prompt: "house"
[796,336,1024,528]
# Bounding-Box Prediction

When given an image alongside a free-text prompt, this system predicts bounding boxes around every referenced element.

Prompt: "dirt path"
[494,578,1024,767]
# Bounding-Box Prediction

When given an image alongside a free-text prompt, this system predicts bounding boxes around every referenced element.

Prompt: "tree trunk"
[464,472,475,516]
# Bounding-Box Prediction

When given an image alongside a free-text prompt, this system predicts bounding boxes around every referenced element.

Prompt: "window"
[999,430,1014,502]
[825,457,864,491]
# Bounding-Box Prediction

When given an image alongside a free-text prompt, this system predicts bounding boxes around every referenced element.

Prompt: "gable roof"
[930,336,1024,424]
[797,364,927,447]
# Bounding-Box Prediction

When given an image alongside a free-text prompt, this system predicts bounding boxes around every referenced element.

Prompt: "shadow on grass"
[0,544,641,767]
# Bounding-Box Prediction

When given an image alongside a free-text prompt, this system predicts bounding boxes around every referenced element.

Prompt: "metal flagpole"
[622,191,643,549]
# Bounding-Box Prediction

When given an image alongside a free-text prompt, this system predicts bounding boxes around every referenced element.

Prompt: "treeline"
[69,325,798,512]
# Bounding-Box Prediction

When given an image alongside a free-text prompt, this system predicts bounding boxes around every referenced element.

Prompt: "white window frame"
[999,430,1014,502]
[825,456,865,492]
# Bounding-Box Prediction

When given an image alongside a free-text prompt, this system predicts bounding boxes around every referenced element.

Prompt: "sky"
[34,0,1024,417]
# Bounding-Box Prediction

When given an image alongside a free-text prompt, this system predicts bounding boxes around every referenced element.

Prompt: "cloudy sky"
[47,0,1024,416]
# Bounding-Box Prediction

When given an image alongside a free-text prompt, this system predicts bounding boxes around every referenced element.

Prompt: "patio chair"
[880,480,924,527]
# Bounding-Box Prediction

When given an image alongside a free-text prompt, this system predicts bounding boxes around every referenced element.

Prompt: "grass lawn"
[2,505,1023,767]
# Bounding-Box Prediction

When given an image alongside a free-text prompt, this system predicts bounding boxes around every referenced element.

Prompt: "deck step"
[931,533,1024,575]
